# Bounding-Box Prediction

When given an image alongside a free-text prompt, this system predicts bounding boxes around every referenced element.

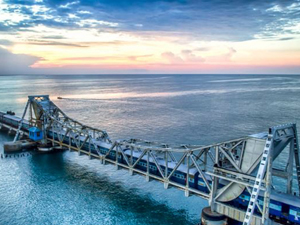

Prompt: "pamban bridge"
[1,95,300,225]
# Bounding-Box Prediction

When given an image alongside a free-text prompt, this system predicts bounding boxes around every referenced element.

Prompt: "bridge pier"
[129,168,134,175]
[145,175,150,182]
[164,181,169,189]
[100,158,106,165]
[185,189,190,197]
[200,207,227,225]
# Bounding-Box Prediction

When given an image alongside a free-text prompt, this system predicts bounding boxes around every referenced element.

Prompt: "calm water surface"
[0,74,300,225]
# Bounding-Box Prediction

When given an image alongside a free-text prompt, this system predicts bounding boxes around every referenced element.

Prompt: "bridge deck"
[1,95,300,225]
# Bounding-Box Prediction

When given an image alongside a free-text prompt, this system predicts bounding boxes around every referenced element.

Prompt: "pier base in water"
[3,140,36,153]
[200,207,227,225]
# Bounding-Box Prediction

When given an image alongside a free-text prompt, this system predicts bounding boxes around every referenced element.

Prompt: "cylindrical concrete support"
[4,142,22,152]
[3,140,36,153]
[200,207,227,225]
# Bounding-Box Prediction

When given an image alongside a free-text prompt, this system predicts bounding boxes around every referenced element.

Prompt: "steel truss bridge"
[1,95,300,225]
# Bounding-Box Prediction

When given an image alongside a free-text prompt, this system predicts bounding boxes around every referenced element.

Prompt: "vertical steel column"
[164,151,169,189]
[42,114,47,144]
[115,145,120,170]
[129,146,133,175]
[29,102,33,126]
[13,100,30,142]
[146,150,150,182]
[68,134,71,151]
[185,153,190,197]
[210,146,219,212]
[52,124,55,146]
[287,140,294,194]
[204,150,207,171]
[78,133,81,155]
[293,125,300,195]
[89,136,92,159]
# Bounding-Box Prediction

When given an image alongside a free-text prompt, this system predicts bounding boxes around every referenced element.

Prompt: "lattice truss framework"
[13,95,300,225]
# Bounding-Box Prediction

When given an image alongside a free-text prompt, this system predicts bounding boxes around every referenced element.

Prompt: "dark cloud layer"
[0,47,41,74]
[1,0,300,41]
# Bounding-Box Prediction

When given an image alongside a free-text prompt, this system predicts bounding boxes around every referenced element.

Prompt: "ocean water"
[0,74,300,225]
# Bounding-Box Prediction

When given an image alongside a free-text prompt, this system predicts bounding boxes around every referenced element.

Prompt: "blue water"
[0,74,300,225]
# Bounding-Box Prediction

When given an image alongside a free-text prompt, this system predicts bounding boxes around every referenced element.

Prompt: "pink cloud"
[161,52,184,63]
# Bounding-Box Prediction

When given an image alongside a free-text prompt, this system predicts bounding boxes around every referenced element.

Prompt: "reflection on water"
[0,74,300,225]
[62,86,300,100]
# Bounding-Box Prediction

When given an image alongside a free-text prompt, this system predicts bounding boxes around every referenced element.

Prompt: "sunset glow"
[0,0,300,74]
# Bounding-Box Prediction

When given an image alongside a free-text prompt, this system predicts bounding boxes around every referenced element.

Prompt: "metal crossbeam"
[2,95,299,225]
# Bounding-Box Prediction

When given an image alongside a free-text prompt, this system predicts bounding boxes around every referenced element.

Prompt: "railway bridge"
[1,95,300,225]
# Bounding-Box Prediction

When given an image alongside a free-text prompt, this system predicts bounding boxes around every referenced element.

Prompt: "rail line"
[1,95,300,225]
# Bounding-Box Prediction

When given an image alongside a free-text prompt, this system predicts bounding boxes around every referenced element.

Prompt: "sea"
[0,74,299,225]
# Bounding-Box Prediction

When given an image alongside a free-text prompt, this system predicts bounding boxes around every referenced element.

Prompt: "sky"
[0,0,300,74]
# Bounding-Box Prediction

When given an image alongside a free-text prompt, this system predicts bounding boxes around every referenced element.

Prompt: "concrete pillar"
[129,168,133,175]
[146,175,150,182]
[164,181,169,189]
[200,207,227,225]
[185,189,190,197]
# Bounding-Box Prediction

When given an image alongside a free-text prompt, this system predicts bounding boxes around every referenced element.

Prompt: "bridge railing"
[8,95,300,225]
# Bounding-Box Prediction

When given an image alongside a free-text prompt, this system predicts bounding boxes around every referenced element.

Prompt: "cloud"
[0,47,41,74]
[59,1,79,9]
[161,47,237,65]
[195,47,211,52]
[77,10,92,15]
[128,54,153,61]
[206,47,237,63]
[266,5,283,12]
[24,40,89,47]
[227,47,237,57]
[60,54,153,62]
[0,39,13,46]
[75,19,118,28]
[0,0,299,75]
[41,35,66,39]
[77,41,135,46]
[161,52,184,64]
[161,49,205,64]
[181,50,205,63]
[282,37,296,41]
[1,0,300,41]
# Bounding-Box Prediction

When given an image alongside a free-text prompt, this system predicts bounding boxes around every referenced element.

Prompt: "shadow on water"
[29,152,196,225]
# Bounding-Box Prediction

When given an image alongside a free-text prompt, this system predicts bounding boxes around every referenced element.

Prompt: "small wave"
[209,78,263,83]
[58,86,300,101]
[208,77,287,83]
